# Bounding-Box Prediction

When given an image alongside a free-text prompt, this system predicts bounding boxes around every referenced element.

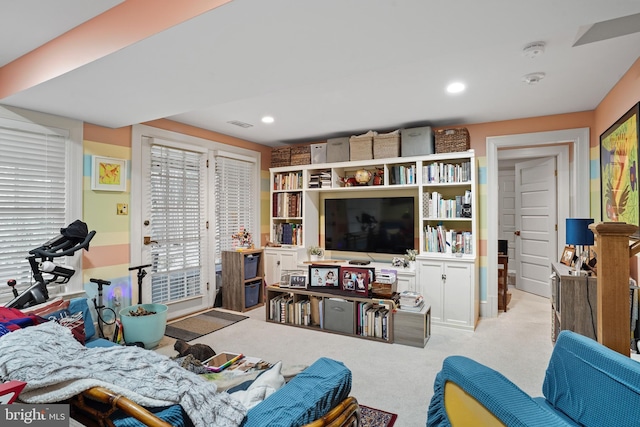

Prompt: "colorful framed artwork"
[560,246,575,266]
[91,155,127,192]
[600,103,640,238]
[307,265,340,289]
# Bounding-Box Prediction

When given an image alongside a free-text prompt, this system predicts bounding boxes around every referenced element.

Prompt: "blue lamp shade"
[566,218,595,246]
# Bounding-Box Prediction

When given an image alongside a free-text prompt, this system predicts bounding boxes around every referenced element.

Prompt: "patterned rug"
[164,309,248,341]
[360,405,398,427]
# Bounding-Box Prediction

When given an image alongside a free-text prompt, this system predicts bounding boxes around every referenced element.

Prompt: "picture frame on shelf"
[289,273,307,289]
[600,102,640,238]
[340,266,372,295]
[308,265,340,289]
[560,246,575,266]
[91,155,127,192]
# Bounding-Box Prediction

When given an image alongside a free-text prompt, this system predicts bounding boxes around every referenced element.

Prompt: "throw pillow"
[230,361,285,410]
[20,297,70,317]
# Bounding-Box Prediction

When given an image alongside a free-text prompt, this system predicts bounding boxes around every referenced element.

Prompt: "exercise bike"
[6,220,96,309]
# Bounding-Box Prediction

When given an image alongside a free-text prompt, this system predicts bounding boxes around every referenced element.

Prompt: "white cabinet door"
[418,259,444,323]
[442,262,472,326]
[264,248,301,286]
[396,271,416,293]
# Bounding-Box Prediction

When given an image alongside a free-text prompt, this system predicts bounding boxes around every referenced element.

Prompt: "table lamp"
[565,218,594,275]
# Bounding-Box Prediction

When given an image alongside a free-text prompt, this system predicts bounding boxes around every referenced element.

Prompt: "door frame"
[486,128,590,318]
[130,124,261,318]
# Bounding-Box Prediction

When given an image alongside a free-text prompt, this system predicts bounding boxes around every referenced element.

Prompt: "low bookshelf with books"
[265,285,396,343]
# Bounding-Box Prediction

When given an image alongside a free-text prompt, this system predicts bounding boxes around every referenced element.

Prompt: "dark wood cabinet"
[222,249,265,312]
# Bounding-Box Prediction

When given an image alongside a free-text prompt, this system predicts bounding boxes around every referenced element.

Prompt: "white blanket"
[0,322,246,427]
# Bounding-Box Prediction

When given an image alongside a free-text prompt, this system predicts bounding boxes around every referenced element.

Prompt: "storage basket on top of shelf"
[373,130,400,159]
[291,145,311,165]
[434,128,470,153]
[349,131,375,161]
[271,146,291,167]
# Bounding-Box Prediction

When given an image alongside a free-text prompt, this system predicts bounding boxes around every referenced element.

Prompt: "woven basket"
[349,134,373,161]
[271,147,291,167]
[434,128,470,153]
[373,132,400,159]
[290,145,311,165]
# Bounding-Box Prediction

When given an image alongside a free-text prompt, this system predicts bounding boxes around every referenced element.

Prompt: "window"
[0,107,82,303]
[214,152,257,261]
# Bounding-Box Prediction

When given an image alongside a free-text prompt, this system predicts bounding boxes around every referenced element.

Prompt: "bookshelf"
[268,150,477,330]
[265,285,395,343]
[222,249,265,313]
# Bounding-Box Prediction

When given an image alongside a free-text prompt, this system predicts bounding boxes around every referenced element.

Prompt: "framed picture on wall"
[600,103,640,238]
[91,155,127,192]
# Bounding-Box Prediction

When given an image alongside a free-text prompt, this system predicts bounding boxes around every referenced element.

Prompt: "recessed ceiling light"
[446,82,466,94]
[261,116,275,124]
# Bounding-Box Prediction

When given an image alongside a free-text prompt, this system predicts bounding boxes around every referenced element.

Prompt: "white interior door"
[140,137,212,319]
[515,157,557,297]
[498,169,516,272]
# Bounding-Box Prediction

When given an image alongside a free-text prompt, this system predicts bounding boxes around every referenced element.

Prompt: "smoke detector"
[522,72,546,85]
[522,42,546,59]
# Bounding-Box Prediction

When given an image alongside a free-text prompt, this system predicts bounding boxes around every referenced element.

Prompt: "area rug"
[360,405,397,427]
[164,310,248,341]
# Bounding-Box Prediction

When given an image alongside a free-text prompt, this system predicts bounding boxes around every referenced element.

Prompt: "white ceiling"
[3,1,640,147]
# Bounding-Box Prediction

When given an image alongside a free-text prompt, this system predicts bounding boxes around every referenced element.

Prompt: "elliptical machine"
[6,220,95,309]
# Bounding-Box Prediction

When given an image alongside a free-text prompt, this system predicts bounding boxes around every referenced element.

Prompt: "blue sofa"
[67,297,358,427]
[427,330,640,426]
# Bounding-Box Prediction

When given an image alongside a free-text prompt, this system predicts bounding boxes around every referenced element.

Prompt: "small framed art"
[560,246,575,266]
[289,273,307,289]
[92,155,127,191]
[308,265,340,289]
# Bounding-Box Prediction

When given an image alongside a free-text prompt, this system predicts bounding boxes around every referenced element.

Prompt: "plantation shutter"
[214,153,257,261]
[148,144,206,304]
[0,121,68,302]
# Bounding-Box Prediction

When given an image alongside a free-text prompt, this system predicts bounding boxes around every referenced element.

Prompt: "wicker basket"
[349,133,374,161]
[290,145,311,165]
[434,128,470,153]
[373,131,400,159]
[271,146,291,167]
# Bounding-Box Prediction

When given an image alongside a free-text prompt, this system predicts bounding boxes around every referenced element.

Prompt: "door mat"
[164,310,248,341]
[360,405,397,427]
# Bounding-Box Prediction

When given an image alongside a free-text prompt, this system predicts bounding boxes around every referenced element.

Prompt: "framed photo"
[600,103,640,238]
[91,155,127,191]
[289,273,307,289]
[560,246,575,266]
[308,265,340,289]
[340,266,371,295]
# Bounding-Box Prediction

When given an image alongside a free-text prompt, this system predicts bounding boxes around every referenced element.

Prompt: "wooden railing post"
[589,222,638,356]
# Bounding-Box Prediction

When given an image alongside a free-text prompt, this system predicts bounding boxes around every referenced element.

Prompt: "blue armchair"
[427,330,640,426]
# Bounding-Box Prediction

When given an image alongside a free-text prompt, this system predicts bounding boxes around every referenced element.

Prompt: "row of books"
[272,192,302,218]
[424,225,472,254]
[273,223,303,245]
[389,164,417,185]
[422,190,472,219]
[308,170,332,189]
[269,294,319,326]
[273,171,303,190]
[356,301,391,340]
[422,161,472,184]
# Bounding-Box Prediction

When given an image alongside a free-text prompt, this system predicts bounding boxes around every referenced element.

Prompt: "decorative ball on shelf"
[355,169,372,185]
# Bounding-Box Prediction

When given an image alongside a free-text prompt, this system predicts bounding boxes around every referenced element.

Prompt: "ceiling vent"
[522,72,546,85]
[227,120,253,128]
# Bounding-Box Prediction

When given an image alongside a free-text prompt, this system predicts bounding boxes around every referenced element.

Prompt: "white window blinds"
[0,122,68,302]
[149,144,205,304]
[214,153,257,261]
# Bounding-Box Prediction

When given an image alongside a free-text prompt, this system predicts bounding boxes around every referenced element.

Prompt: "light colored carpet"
[156,287,553,427]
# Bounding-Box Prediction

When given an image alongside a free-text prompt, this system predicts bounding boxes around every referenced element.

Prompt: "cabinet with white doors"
[417,256,478,330]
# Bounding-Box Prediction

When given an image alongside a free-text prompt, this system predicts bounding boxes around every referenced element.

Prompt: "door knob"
[515,230,521,236]
[144,236,158,245]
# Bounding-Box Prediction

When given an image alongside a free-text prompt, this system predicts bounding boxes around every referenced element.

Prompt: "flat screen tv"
[324,197,415,255]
